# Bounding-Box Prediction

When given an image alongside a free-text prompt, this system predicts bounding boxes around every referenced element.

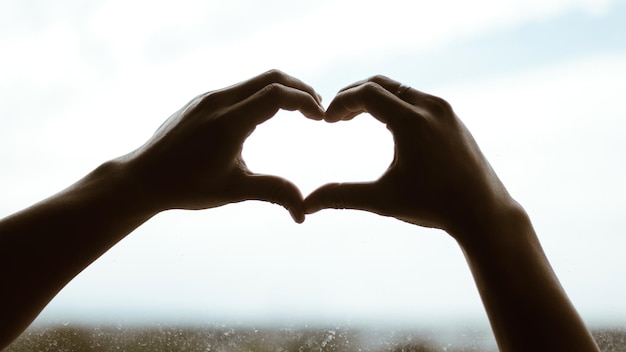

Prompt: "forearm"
[456,204,599,352]
[303,76,598,350]
[0,158,158,349]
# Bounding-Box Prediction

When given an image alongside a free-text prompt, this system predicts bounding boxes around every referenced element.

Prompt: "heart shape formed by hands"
[141,69,504,238]
[243,112,393,199]
[236,74,500,236]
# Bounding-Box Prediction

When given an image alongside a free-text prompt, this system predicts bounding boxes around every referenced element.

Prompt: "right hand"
[304,75,516,240]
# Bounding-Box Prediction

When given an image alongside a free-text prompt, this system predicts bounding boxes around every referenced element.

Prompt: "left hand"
[304,75,512,238]
[120,70,325,223]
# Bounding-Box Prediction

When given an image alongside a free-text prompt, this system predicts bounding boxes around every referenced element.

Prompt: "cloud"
[172,0,619,74]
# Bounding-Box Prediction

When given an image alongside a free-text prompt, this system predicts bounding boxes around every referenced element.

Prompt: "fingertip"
[288,204,306,224]
[323,99,340,122]
[242,173,306,222]
[298,92,326,121]
[322,105,343,123]
[313,103,326,121]
[293,211,305,224]
[303,107,325,121]
[323,112,358,123]
[323,97,360,122]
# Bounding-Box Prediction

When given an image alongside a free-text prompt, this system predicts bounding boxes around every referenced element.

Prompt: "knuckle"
[360,81,385,97]
[195,91,223,110]
[192,91,207,102]
[178,92,219,118]
[426,95,455,119]
[429,95,453,111]
[264,69,286,82]
[260,82,284,98]
[368,74,390,85]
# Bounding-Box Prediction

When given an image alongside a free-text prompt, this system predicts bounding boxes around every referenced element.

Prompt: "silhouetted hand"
[122,70,325,223]
[0,70,325,348]
[304,75,513,241]
[0,72,601,352]
[304,76,601,351]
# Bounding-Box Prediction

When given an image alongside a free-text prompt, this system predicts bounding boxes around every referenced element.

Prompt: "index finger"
[215,69,323,106]
[324,81,416,128]
[228,82,326,131]
[338,75,436,107]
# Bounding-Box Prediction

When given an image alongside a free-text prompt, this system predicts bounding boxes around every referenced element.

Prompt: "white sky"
[1,0,626,328]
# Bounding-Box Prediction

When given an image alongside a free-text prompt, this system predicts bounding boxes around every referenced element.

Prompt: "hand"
[121,70,325,223]
[304,75,514,240]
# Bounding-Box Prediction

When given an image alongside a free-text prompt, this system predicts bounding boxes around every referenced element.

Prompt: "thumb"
[304,182,383,215]
[239,174,305,223]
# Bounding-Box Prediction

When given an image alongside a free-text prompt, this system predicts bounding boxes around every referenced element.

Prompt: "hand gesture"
[305,75,512,241]
[123,70,325,222]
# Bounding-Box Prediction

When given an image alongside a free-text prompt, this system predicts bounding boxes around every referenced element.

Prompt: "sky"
[1,0,626,329]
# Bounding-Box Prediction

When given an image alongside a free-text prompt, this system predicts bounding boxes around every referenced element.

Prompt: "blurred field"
[5,324,626,351]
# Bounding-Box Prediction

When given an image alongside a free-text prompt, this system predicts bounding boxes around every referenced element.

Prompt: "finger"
[214,69,323,106]
[324,81,415,127]
[337,75,433,106]
[230,83,326,129]
[304,182,385,216]
[238,174,306,223]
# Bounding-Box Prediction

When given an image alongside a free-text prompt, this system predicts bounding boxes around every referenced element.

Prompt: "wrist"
[88,156,165,217]
[449,197,534,255]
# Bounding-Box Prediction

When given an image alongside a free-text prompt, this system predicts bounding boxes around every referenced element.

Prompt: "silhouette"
[0,70,600,351]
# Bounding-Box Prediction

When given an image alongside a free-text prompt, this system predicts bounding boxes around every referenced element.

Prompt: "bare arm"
[304,75,599,351]
[0,70,325,350]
